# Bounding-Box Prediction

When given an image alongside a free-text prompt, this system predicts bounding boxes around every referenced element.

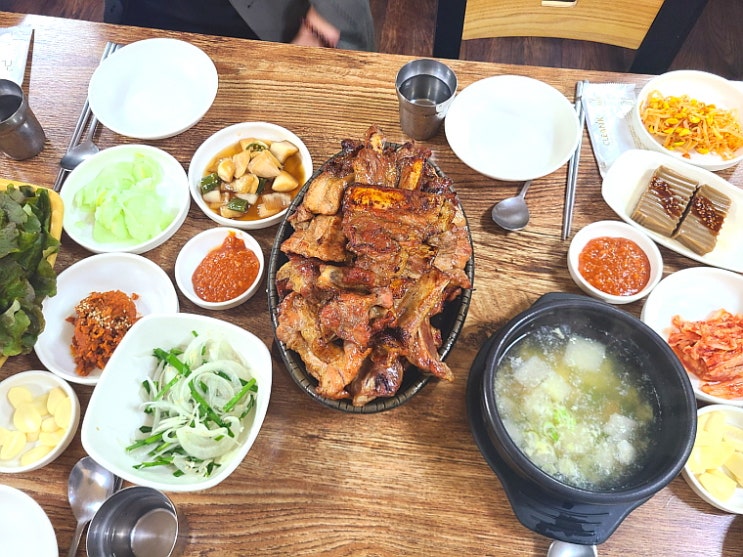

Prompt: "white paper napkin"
[0,26,33,86]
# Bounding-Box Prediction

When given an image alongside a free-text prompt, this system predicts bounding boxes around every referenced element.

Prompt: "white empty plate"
[89,38,218,139]
[35,253,179,385]
[445,75,581,182]
[0,485,57,557]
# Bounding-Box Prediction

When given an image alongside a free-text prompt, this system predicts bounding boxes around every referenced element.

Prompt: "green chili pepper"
[226,197,250,213]
[200,172,221,194]
[243,142,267,152]
[199,172,222,195]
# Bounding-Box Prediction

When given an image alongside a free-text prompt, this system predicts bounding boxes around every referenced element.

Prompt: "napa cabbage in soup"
[494,327,657,491]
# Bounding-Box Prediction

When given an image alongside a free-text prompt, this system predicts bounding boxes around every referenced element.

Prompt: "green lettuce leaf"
[0,185,59,357]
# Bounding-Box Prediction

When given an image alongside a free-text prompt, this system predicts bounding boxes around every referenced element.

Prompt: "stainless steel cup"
[0,78,45,160]
[86,486,185,557]
[395,59,457,141]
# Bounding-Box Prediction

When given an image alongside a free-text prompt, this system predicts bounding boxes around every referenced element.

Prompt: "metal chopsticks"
[52,41,120,192]
[561,79,588,241]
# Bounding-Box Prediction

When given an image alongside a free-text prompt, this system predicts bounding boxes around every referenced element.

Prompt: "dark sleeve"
[310,0,375,51]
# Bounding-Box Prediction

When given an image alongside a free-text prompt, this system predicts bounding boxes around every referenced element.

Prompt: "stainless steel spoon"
[491,180,533,231]
[66,456,119,557]
[547,540,598,557]
[60,115,100,171]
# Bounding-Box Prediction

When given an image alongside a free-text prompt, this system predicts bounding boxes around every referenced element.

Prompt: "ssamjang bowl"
[567,220,663,305]
[467,293,696,545]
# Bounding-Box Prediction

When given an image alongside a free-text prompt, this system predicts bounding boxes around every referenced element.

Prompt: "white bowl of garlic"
[0,370,80,473]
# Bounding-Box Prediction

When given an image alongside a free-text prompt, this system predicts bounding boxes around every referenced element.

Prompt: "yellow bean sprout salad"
[126,332,258,478]
[640,91,743,160]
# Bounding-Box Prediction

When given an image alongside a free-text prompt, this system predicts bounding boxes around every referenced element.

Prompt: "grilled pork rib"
[276,126,471,405]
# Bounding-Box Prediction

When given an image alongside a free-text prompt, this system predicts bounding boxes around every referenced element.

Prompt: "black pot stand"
[465,332,649,546]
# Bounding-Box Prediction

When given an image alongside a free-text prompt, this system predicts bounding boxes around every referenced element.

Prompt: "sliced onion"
[130,335,259,478]
[176,423,238,460]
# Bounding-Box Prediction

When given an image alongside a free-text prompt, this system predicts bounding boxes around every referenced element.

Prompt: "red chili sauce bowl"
[567,220,663,305]
[175,227,265,310]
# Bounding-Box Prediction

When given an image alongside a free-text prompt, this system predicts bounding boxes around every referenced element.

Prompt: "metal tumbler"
[0,78,45,160]
[395,59,457,141]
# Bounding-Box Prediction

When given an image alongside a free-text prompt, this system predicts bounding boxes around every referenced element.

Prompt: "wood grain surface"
[1,11,743,557]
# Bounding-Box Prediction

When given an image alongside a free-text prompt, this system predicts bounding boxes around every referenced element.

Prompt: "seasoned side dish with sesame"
[67,290,140,375]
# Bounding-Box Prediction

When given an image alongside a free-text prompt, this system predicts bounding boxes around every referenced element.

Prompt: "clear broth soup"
[494,325,658,491]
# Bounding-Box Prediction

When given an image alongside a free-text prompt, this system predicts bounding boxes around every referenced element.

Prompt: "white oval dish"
[81,313,272,492]
[602,149,743,272]
[681,404,743,514]
[0,485,58,556]
[444,75,581,182]
[34,253,179,386]
[0,370,80,473]
[188,121,313,230]
[567,220,663,305]
[60,144,190,255]
[641,266,743,406]
[175,227,265,310]
[632,70,743,172]
[89,38,218,139]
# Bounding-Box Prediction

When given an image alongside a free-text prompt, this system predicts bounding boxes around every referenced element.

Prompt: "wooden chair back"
[461,0,661,49]
[433,0,710,74]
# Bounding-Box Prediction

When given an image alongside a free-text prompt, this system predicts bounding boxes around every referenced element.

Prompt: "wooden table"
[1,11,742,557]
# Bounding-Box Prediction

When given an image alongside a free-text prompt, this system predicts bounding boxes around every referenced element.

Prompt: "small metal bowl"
[86,486,184,557]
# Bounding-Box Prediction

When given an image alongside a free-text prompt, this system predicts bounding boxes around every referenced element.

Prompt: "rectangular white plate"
[602,149,743,272]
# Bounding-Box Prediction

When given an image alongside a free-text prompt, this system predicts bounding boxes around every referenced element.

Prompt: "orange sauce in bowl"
[192,232,260,302]
[578,236,651,296]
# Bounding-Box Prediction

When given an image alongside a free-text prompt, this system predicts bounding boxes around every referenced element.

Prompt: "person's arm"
[291,6,340,48]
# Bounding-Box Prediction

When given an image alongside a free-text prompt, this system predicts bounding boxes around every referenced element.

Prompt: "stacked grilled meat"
[275,126,472,406]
